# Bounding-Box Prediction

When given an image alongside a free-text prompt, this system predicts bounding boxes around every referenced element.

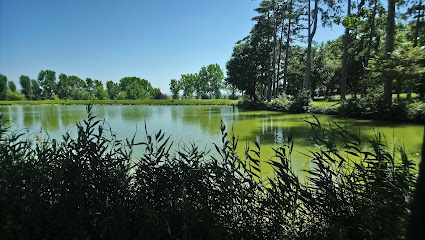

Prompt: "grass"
[0,99,239,106]
[310,101,340,106]
[0,107,418,239]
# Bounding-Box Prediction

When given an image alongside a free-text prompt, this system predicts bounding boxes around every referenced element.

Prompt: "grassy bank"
[0,99,239,106]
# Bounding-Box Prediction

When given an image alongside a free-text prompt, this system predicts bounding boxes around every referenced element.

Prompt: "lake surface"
[1,105,423,176]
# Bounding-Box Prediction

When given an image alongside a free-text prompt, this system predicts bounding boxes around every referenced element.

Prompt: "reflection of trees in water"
[93,105,106,119]
[60,106,86,127]
[172,106,226,136]
[105,106,120,120]
[41,106,59,131]
[22,106,34,127]
[231,113,424,176]
[0,106,11,126]
[120,106,152,122]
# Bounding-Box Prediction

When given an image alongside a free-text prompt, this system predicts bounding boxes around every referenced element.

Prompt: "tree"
[406,0,425,99]
[179,74,197,99]
[0,74,8,100]
[38,70,57,99]
[31,79,41,100]
[303,0,338,95]
[226,42,261,101]
[383,0,396,109]
[8,81,17,92]
[19,75,33,100]
[119,77,154,100]
[169,79,180,99]
[94,85,108,100]
[340,0,352,100]
[207,64,224,99]
[197,67,210,99]
[106,81,120,100]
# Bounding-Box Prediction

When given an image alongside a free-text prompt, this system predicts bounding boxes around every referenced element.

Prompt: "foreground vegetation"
[0,107,419,239]
[0,99,238,106]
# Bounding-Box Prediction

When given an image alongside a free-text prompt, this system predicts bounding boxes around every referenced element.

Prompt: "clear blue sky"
[0,0,344,94]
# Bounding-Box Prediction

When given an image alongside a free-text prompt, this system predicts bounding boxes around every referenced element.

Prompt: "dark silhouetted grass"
[0,107,417,240]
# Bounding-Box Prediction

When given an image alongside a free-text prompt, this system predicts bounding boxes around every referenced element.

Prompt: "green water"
[0,105,423,176]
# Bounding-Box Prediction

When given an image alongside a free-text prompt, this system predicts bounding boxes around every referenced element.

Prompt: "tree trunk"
[408,0,422,101]
[283,0,293,94]
[341,0,351,100]
[362,0,377,97]
[383,0,395,109]
[303,0,318,93]
[270,5,279,101]
[276,21,285,97]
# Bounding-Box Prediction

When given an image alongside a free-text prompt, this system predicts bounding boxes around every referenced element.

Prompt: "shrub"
[308,103,339,115]
[339,86,384,118]
[154,91,167,99]
[6,91,25,101]
[287,90,311,113]
[407,102,425,122]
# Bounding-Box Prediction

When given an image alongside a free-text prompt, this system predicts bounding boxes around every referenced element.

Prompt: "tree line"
[169,63,227,99]
[226,0,425,109]
[0,71,165,101]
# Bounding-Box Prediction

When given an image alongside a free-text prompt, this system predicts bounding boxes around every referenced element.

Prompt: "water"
[1,105,423,176]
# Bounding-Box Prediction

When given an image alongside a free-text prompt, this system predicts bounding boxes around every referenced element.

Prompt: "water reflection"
[0,106,11,126]
[1,105,423,174]
[59,106,86,127]
[23,106,34,127]
[120,106,152,122]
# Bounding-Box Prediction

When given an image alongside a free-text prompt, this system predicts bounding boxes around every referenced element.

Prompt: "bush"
[308,103,339,115]
[0,108,417,240]
[407,102,425,122]
[154,91,167,99]
[237,98,266,110]
[339,86,384,118]
[287,90,311,113]
[6,91,25,101]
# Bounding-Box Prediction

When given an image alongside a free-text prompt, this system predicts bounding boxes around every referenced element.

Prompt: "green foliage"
[180,73,196,99]
[70,88,90,100]
[37,70,57,99]
[94,85,108,100]
[339,86,384,118]
[7,81,16,92]
[106,80,120,100]
[31,79,41,100]
[0,74,8,100]
[116,91,127,100]
[19,75,33,100]
[407,102,425,122]
[6,91,25,101]
[169,78,180,99]
[288,90,311,113]
[0,110,416,239]
[120,77,155,100]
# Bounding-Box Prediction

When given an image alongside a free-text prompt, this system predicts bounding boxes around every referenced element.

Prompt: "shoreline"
[0,99,239,106]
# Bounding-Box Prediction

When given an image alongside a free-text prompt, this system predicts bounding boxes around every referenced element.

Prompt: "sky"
[0,0,345,94]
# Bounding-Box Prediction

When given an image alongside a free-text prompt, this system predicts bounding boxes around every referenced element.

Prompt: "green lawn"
[0,99,239,106]
[310,101,339,106]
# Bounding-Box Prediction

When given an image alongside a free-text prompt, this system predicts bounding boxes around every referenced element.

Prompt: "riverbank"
[0,99,239,106]
[238,97,425,123]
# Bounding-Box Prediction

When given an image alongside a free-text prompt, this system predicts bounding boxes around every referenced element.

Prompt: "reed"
[0,107,417,239]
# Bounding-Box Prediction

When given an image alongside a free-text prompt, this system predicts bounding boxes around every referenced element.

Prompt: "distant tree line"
[0,71,164,101]
[169,64,228,99]
[226,0,425,108]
